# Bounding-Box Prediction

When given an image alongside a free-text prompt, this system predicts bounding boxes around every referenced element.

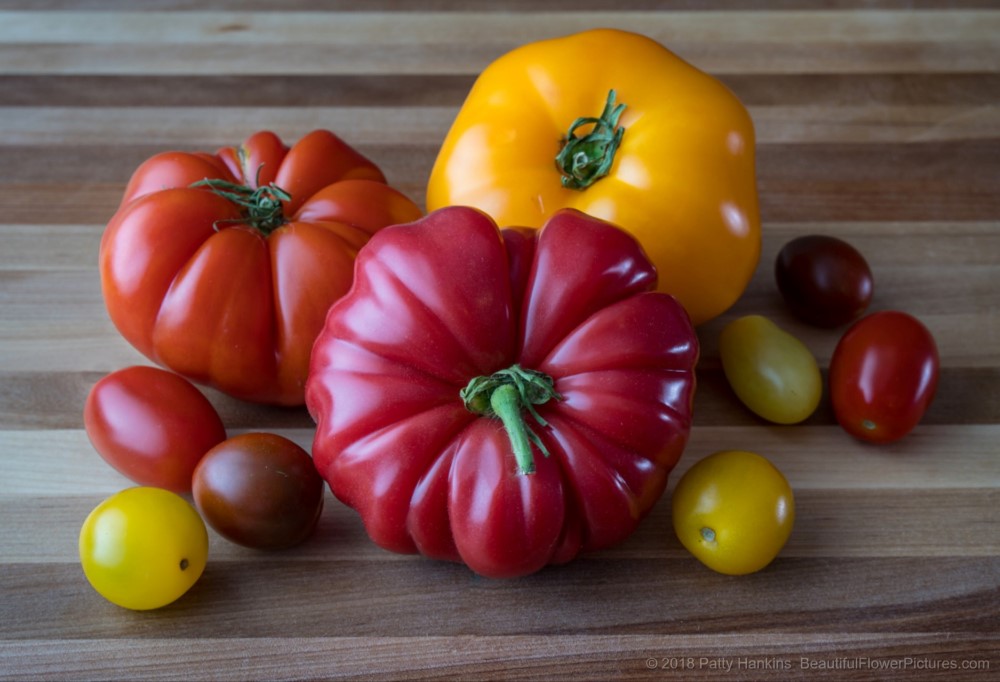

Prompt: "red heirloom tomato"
[306,206,699,578]
[100,130,422,405]
[829,311,939,443]
[192,433,324,550]
[84,365,226,494]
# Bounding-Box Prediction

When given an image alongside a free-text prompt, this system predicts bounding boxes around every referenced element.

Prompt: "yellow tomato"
[427,28,760,326]
[79,487,208,610]
[672,450,794,575]
[719,315,822,424]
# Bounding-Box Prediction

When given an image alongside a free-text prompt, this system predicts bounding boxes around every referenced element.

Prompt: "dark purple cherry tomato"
[84,365,226,493]
[775,235,873,327]
[829,311,939,444]
[192,433,324,550]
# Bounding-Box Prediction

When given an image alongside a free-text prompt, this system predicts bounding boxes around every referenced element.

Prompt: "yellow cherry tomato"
[719,314,822,424]
[672,450,794,575]
[427,28,760,326]
[79,487,208,610]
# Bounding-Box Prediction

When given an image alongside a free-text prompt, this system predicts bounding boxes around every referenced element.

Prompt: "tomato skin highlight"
[775,234,873,328]
[79,487,208,610]
[192,433,325,550]
[84,365,226,494]
[672,450,794,576]
[829,310,939,444]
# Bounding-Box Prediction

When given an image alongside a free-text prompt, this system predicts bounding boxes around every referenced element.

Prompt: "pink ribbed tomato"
[307,207,699,578]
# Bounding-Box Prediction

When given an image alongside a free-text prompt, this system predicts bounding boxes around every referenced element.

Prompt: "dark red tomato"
[775,235,873,327]
[192,433,324,550]
[84,365,227,493]
[829,311,939,444]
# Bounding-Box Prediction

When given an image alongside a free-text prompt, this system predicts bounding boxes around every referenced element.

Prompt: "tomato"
[192,433,324,550]
[775,234,874,327]
[719,315,822,424]
[426,29,760,326]
[79,487,208,610]
[672,450,794,575]
[100,130,423,405]
[829,310,939,443]
[84,365,226,494]
[306,207,698,578]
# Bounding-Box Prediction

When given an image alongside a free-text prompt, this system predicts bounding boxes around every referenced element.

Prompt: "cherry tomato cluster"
[718,233,938,442]
[78,129,418,609]
[80,365,325,610]
[673,234,939,576]
[775,234,939,443]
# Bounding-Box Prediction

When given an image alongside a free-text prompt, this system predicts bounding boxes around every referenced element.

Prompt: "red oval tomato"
[192,433,324,550]
[829,311,939,443]
[84,365,227,493]
[101,130,423,405]
[775,234,873,328]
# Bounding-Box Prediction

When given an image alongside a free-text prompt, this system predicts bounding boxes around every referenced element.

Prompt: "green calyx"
[555,89,627,191]
[190,176,291,235]
[460,365,563,475]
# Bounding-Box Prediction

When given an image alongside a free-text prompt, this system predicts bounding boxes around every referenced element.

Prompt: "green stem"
[190,176,291,235]
[555,89,627,190]
[460,365,563,475]
[489,384,538,474]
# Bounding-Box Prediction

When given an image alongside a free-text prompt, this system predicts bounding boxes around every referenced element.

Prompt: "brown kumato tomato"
[192,433,324,550]
[775,235,873,328]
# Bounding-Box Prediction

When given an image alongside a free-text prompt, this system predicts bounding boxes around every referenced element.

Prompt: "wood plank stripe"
[5,222,999,270]
[3,105,999,146]
[1,365,998,430]
[1,284,998,367]
[2,557,998,638]
[5,73,999,107]
[3,0,997,10]
[0,634,995,682]
[0,141,998,223]
[2,42,997,76]
[4,311,992,372]
[3,11,997,45]
[2,425,998,497]
[0,74,478,108]
[3,487,998,563]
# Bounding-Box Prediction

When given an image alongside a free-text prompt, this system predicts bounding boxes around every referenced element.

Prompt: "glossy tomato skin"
[84,365,226,494]
[427,29,759,326]
[829,311,939,444]
[719,315,822,424]
[79,487,208,610]
[101,130,423,405]
[192,433,324,550]
[775,235,873,327]
[672,450,794,575]
[307,206,699,578]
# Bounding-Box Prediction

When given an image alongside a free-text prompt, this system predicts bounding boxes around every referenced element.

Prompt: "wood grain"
[1,3,998,680]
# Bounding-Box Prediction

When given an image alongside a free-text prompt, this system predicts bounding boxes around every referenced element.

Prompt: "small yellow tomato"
[79,487,208,610]
[719,314,822,424]
[672,450,794,575]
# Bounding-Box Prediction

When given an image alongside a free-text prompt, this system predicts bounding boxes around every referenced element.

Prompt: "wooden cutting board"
[1,3,998,680]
